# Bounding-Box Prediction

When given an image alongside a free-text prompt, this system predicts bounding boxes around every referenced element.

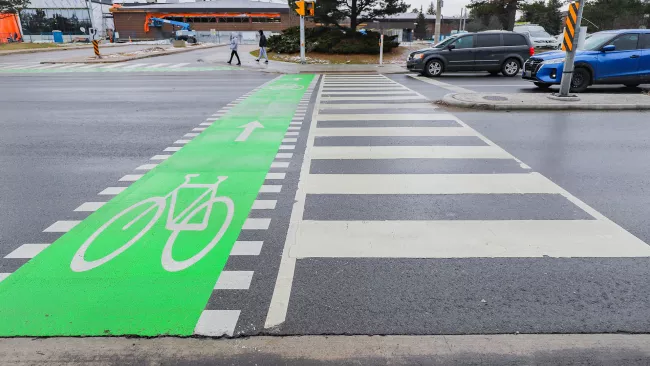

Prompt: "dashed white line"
[194,310,240,337]
[243,218,272,230]
[231,241,263,255]
[260,185,282,193]
[136,164,158,170]
[43,220,80,233]
[119,174,143,182]
[151,155,171,160]
[4,244,50,259]
[214,271,254,290]
[265,173,286,180]
[74,202,106,212]
[98,187,127,195]
[252,200,277,210]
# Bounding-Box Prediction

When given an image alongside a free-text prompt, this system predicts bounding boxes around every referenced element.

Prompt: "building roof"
[115,0,289,13]
[379,12,462,21]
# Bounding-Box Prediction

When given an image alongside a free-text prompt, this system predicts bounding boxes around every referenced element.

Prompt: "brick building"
[111,0,301,42]
[366,13,464,42]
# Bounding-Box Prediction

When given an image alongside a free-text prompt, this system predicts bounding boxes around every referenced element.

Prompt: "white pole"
[379,33,384,65]
[299,15,306,64]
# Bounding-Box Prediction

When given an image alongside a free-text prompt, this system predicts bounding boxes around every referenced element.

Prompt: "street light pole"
[434,0,442,43]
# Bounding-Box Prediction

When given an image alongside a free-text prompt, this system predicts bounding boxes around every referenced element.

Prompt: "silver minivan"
[513,24,560,49]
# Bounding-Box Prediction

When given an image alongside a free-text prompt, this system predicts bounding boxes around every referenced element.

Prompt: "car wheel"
[570,68,591,93]
[624,83,640,88]
[501,58,520,77]
[534,82,552,89]
[424,59,443,77]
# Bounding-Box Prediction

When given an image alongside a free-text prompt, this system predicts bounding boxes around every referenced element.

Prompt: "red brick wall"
[113,12,306,40]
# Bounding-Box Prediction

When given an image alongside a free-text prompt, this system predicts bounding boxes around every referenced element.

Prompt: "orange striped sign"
[562,2,579,51]
[92,40,100,57]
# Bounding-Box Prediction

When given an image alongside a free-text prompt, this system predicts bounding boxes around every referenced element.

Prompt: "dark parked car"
[523,29,650,92]
[407,31,535,77]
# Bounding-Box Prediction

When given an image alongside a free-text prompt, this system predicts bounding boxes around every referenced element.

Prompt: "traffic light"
[307,2,315,16]
[295,0,305,16]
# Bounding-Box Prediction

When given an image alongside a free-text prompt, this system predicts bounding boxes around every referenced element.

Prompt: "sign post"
[299,14,306,64]
[379,34,384,65]
[295,0,315,64]
[558,0,584,97]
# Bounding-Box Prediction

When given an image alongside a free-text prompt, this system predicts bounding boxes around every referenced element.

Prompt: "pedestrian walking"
[256,30,268,64]
[227,32,241,66]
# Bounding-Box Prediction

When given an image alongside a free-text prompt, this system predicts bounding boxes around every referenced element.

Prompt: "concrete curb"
[0,42,150,57]
[439,93,650,111]
[39,44,225,64]
[238,63,409,75]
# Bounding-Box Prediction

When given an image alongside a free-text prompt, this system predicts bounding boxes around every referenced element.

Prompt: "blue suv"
[522,29,650,92]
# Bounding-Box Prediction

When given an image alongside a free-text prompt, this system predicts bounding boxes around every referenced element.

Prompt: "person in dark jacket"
[256,30,268,64]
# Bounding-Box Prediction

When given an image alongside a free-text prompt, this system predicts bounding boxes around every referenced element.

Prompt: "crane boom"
[149,17,192,31]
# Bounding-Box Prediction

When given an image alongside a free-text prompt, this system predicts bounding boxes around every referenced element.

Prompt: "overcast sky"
[406,0,472,18]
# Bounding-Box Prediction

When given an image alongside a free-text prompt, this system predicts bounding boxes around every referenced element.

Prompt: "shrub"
[268,26,401,55]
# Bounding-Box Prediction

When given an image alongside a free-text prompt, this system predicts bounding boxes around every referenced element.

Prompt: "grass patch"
[0,43,64,51]
[250,45,420,65]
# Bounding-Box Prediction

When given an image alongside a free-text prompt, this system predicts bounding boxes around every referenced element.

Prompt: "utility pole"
[434,0,442,43]
[558,0,584,97]
[295,0,315,64]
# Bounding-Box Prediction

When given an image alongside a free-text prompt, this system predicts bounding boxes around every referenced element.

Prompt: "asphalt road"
[0,71,274,274]
[3,61,650,362]
[392,71,650,97]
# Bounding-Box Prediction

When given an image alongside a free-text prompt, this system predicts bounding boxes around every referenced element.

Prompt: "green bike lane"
[0,74,314,336]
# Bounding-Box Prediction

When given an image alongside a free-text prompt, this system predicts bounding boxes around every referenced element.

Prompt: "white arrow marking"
[236,121,264,142]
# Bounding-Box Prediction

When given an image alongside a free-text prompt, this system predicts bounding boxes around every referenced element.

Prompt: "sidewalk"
[41,43,224,64]
[2,334,650,365]
[203,45,408,74]
[0,41,167,57]
[441,91,650,110]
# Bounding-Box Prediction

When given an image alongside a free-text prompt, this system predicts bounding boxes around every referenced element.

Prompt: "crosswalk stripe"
[302,173,559,194]
[317,113,454,121]
[121,63,148,69]
[321,96,426,101]
[313,127,473,137]
[321,91,417,95]
[168,63,190,69]
[290,220,650,258]
[145,63,169,69]
[35,64,64,70]
[56,64,84,70]
[310,146,513,159]
[77,64,102,69]
[319,103,436,110]
[101,63,126,69]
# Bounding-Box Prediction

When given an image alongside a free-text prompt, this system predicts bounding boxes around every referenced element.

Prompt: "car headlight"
[413,54,424,59]
[542,58,564,65]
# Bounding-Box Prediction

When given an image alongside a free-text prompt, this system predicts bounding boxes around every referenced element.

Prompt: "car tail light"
[529,47,535,56]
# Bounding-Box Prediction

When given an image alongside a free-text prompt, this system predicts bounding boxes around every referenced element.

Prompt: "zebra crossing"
[0,62,237,73]
[264,73,650,333]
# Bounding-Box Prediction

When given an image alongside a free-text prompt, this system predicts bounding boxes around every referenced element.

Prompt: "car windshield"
[580,32,616,50]
[530,31,551,38]
[433,37,457,48]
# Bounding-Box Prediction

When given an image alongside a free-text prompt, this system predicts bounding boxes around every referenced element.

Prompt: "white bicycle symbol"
[268,83,304,91]
[70,174,234,273]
